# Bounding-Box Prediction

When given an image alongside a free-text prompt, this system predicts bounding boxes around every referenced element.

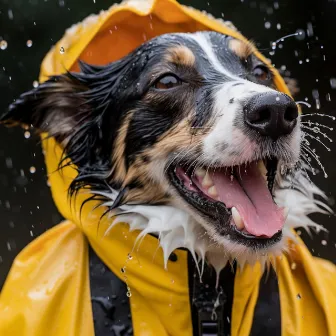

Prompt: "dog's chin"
[167,157,287,255]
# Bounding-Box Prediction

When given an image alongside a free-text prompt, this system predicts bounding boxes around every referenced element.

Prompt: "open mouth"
[168,158,285,248]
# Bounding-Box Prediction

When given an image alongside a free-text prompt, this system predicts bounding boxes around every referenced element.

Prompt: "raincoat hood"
[1,1,336,335]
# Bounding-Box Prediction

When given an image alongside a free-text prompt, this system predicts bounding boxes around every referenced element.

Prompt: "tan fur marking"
[151,120,206,157]
[119,116,208,205]
[165,46,196,66]
[121,156,169,205]
[228,39,255,59]
[112,111,134,182]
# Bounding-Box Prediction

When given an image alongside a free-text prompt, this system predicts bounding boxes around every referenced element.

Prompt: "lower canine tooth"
[202,172,213,188]
[208,186,218,197]
[283,207,289,219]
[232,207,244,230]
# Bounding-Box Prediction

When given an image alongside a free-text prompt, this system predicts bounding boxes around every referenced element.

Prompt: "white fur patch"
[92,168,331,277]
[189,32,301,166]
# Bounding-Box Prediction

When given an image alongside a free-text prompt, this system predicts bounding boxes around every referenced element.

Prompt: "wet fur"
[1,32,329,270]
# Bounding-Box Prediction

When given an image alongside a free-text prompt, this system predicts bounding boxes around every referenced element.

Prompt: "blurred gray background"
[0,0,336,288]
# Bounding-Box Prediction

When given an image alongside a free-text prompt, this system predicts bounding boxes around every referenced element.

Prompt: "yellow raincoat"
[0,0,335,335]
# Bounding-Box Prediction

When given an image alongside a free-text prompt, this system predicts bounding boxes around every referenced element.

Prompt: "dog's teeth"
[202,172,213,188]
[257,160,267,183]
[232,207,244,230]
[195,168,206,178]
[283,207,289,219]
[208,186,218,198]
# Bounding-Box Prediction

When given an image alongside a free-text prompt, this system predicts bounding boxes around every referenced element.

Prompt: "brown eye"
[154,75,182,90]
[253,65,271,81]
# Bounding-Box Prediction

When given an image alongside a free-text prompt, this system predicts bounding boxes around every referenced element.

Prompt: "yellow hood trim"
[1,1,336,335]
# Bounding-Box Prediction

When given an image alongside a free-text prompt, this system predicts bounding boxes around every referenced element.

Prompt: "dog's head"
[2,31,302,259]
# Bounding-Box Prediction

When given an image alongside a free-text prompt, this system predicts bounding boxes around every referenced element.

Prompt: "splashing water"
[301,121,333,131]
[271,30,304,49]
[296,101,312,108]
[301,141,329,178]
[121,253,134,298]
[301,113,336,120]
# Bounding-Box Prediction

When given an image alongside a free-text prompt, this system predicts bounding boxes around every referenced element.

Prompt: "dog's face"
[2,31,301,255]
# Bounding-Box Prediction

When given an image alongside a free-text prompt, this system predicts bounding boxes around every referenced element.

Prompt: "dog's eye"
[253,65,271,81]
[154,75,182,90]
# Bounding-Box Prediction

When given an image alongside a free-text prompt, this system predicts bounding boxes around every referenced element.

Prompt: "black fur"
[1,31,300,227]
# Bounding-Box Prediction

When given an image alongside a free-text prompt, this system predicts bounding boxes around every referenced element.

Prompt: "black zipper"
[188,253,235,336]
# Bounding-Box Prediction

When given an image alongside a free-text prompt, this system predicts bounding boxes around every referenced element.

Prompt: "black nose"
[244,92,298,140]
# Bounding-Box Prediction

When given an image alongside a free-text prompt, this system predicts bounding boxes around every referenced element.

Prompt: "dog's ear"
[0,58,134,174]
[1,73,91,144]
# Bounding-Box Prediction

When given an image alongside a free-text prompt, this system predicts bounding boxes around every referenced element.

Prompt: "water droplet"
[276,23,281,30]
[297,293,302,299]
[24,131,31,139]
[8,9,14,20]
[60,47,65,54]
[306,22,314,37]
[0,40,8,50]
[265,22,271,29]
[330,78,336,89]
[33,80,39,88]
[121,267,126,273]
[29,166,36,174]
[295,29,306,40]
[321,240,327,246]
[5,157,13,168]
[291,262,297,270]
[26,40,33,48]
[127,253,133,260]
[276,96,280,101]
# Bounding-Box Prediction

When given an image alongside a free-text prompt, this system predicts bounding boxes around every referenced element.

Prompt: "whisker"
[301,113,336,120]
[301,143,328,178]
[301,126,333,143]
[301,121,333,131]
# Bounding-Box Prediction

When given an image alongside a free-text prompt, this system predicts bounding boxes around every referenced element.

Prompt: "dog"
[1,27,333,335]
[3,31,307,262]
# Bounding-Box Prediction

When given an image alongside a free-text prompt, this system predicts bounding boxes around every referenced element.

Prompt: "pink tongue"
[209,164,284,237]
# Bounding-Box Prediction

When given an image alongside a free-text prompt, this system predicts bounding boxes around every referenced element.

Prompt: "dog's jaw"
[94,166,330,275]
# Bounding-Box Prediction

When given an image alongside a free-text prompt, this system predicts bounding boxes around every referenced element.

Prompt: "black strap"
[89,247,281,336]
[250,268,281,336]
[188,255,235,336]
[188,253,282,336]
[89,247,133,336]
